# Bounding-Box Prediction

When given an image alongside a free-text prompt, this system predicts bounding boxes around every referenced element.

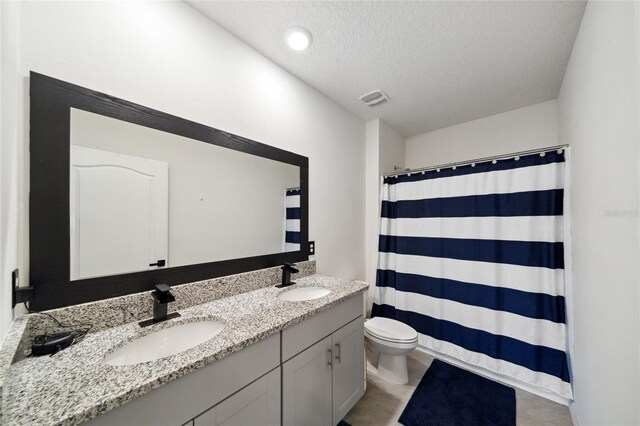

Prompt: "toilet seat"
[364,317,419,384]
[365,333,419,352]
[364,317,418,344]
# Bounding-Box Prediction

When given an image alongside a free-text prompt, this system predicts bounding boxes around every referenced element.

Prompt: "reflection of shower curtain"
[372,150,572,400]
[284,188,301,251]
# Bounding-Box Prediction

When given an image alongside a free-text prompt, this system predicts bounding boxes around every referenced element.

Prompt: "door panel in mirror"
[70,145,169,280]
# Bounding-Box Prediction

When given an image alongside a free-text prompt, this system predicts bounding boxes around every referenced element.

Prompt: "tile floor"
[344,349,573,426]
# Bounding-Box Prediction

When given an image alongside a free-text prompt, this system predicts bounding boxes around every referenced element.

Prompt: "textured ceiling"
[188,1,586,137]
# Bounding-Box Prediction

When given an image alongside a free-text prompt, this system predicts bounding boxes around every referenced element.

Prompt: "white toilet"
[364,317,419,384]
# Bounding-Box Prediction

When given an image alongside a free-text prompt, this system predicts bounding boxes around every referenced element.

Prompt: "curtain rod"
[384,144,569,178]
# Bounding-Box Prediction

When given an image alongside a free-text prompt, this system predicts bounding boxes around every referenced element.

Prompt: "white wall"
[364,120,380,294]
[364,119,403,312]
[0,2,24,342]
[558,2,640,424]
[379,120,405,176]
[404,100,558,169]
[0,1,365,339]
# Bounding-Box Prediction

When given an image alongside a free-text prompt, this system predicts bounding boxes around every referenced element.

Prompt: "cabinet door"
[194,367,280,426]
[282,336,333,426]
[332,318,365,425]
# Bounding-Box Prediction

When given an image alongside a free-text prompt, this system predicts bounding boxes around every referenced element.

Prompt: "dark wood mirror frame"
[29,72,309,311]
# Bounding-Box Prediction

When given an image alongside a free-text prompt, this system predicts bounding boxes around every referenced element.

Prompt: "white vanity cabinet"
[88,293,364,426]
[193,367,280,426]
[282,295,365,426]
[331,317,365,424]
[282,336,333,426]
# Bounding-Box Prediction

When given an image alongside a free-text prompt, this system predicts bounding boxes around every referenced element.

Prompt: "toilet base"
[377,352,409,384]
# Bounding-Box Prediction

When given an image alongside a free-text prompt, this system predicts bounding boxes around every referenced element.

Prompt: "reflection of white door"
[70,146,169,280]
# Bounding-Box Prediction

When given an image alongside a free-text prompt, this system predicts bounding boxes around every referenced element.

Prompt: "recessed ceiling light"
[284,26,312,51]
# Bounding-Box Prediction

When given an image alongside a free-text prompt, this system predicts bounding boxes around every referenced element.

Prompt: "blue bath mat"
[399,359,516,426]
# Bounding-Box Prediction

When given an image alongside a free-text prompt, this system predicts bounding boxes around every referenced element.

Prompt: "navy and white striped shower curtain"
[284,188,301,251]
[372,150,572,399]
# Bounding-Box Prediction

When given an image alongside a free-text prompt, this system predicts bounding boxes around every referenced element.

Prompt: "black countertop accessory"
[31,332,74,356]
[139,284,181,327]
[276,263,299,288]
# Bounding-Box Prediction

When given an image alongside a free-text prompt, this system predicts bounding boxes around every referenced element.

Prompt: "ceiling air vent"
[359,90,390,107]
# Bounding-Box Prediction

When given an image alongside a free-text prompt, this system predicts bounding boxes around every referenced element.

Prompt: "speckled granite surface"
[1,270,367,425]
[20,260,317,344]
[0,316,28,419]
[0,260,316,395]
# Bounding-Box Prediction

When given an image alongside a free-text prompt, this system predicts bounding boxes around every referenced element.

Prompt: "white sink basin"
[278,287,331,302]
[104,320,225,366]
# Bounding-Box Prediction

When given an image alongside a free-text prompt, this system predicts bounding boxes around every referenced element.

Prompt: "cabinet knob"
[334,342,341,363]
[327,348,333,366]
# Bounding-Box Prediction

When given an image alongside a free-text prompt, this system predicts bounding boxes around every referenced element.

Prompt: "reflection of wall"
[0,0,365,338]
[71,109,299,267]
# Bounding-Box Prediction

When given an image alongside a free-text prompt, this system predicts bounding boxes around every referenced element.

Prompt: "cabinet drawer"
[282,294,362,362]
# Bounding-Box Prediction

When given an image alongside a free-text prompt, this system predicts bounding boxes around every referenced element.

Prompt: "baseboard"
[569,403,580,426]
[414,345,572,406]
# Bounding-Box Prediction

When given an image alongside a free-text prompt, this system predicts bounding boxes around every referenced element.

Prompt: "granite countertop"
[1,274,368,426]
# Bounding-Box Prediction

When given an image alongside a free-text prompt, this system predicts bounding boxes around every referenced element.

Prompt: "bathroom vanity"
[0,74,367,425]
[0,266,367,426]
[91,290,364,426]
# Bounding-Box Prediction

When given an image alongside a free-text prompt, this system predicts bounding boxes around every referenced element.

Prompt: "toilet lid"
[365,317,418,343]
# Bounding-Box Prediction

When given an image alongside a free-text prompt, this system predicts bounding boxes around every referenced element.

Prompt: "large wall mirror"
[30,72,309,310]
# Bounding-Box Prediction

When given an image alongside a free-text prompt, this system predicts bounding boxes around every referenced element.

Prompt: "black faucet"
[139,284,181,327]
[276,263,299,288]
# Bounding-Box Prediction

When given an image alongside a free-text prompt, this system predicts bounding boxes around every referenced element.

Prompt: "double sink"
[104,286,331,366]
